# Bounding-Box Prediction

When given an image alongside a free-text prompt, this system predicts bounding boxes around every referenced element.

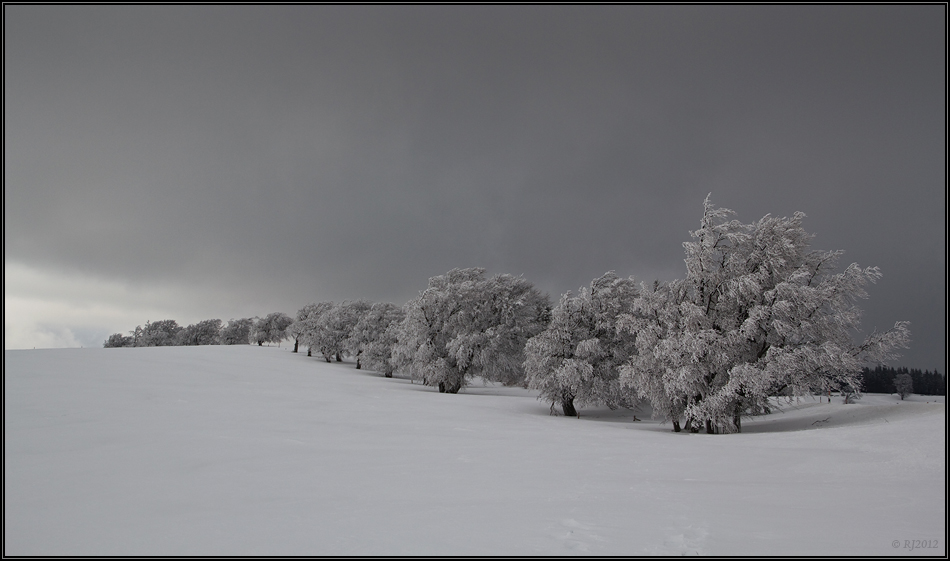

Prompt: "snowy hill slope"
[5,346,945,555]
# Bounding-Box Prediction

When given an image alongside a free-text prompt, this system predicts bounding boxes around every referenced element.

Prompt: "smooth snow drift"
[4,346,945,555]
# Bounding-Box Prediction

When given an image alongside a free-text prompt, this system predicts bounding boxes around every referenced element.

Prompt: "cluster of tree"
[288,300,406,375]
[524,197,911,433]
[284,200,914,434]
[284,270,550,392]
[860,366,946,397]
[103,197,921,435]
[287,300,402,368]
[249,313,294,346]
[103,313,292,348]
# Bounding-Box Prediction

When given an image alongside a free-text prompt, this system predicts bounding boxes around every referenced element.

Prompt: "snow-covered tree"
[618,279,692,430]
[894,372,914,400]
[305,301,370,362]
[392,268,550,393]
[133,319,182,347]
[347,302,405,375]
[218,318,254,345]
[287,305,321,353]
[366,321,405,377]
[176,319,222,346]
[524,272,639,417]
[249,312,293,346]
[248,317,265,345]
[337,300,374,365]
[620,196,910,433]
[103,333,133,348]
[291,302,336,359]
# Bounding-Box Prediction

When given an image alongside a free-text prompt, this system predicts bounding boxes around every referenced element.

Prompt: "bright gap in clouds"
[4,261,186,350]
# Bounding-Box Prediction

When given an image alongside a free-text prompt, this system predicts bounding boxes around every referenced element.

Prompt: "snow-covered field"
[5,346,945,556]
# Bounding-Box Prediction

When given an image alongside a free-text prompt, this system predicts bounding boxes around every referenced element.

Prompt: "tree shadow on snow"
[740,399,943,433]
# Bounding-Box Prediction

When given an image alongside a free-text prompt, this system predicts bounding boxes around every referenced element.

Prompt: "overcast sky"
[4,5,945,369]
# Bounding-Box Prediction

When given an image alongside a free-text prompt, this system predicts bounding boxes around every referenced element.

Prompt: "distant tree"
[619,197,910,433]
[176,325,195,346]
[218,318,254,345]
[860,366,945,396]
[918,369,947,396]
[348,302,405,376]
[524,272,639,417]
[310,301,371,362]
[860,365,894,394]
[393,268,550,393]
[133,320,182,347]
[176,319,222,346]
[248,317,264,345]
[292,302,336,358]
[894,372,914,400]
[250,312,294,346]
[329,300,375,368]
[305,304,340,361]
[103,333,133,348]
[268,312,294,346]
[287,305,318,353]
[193,319,223,345]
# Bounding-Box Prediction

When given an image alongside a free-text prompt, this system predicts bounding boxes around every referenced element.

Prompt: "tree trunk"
[705,419,716,434]
[293,339,298,353]
[258,341,263,346]
[438,377,463,394]
[336,352,342,362]
[384,370,393,378]
[356,357,361,370]
[561,396,578,418]
[673,420,681,433]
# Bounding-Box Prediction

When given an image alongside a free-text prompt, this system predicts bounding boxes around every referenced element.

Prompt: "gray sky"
[4,5,946,370]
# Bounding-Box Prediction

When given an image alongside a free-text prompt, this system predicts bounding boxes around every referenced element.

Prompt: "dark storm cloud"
[5,5,945,368]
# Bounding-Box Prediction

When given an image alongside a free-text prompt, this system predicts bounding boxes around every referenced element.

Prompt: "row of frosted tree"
[106,197,923,433]
[103,312,294,348]
[288,197,918,433]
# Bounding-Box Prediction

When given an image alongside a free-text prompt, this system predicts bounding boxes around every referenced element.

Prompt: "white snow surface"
[5,346,946,556]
